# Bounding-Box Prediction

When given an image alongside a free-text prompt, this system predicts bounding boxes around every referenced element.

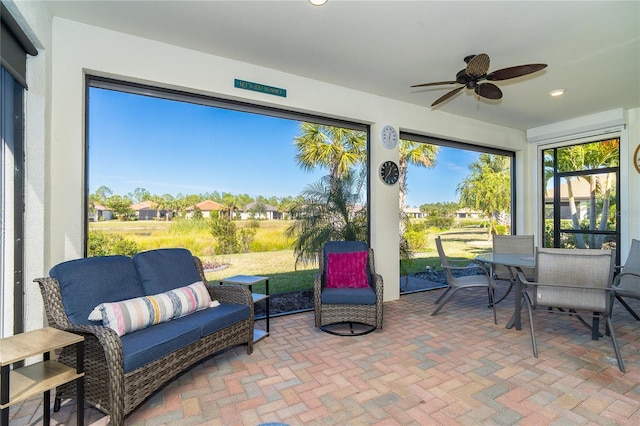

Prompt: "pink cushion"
[325,251,369,289]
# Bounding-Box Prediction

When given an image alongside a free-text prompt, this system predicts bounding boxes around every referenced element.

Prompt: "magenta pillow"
[325,251,369,289]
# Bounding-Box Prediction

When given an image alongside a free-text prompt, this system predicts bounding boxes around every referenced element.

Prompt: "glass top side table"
[220,275,270,342]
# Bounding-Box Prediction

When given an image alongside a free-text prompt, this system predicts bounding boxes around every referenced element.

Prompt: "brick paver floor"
[8,285,640,425]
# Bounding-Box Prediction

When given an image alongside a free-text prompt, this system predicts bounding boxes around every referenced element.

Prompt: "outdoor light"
[308,0,328,6]
[549,89,566,97]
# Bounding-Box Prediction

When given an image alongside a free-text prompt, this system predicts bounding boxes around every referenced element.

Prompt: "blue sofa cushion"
[120,319,201,373]
[177,304,251,337]
[50,255,144,325]
[321,287,376,305]
[133,248,201,295]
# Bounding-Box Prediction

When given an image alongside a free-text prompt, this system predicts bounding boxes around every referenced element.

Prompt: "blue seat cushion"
[177,303,251,337]
[133,248,201,294]
[120,319,201,373]
[50,256,144,325]
[321,287,376,305]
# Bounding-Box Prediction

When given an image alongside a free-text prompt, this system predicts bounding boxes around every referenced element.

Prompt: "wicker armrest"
[207,283,254,306]
[35,276,125,352]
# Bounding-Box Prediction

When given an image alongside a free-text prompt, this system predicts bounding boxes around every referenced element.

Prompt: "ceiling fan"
[411,54,547,107]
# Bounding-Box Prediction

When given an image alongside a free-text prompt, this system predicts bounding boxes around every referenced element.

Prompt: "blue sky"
[88,88,478,206]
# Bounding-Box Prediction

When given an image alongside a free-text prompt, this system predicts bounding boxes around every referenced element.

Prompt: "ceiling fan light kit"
[412,53,547,107]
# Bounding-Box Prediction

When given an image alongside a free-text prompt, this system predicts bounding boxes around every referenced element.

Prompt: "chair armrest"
[612,271,640,287]
[207,283,253,305]
[515,270,531,285]
[515,271,614,292]
[442,261,490,276]
[35,276,127,411]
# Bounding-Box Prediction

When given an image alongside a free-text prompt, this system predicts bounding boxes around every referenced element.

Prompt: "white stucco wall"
[45,18,527,309]
[14,5,637,333]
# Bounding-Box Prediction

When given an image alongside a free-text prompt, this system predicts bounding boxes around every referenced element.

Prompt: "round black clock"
[379,161,399,185]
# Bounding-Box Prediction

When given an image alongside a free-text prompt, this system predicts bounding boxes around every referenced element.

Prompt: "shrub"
[404,228,428,251]
[88,230,139,257]
[209,215,239,254]
[238,227,257,253]
[493,224,508,235]
[425,216,454,229]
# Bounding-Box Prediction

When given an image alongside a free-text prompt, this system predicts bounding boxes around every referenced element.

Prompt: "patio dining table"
[475,253,536,330]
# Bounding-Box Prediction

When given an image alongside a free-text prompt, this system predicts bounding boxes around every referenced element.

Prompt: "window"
[397,132,515,291]
[85,77,368,312]
[542,138,620,256]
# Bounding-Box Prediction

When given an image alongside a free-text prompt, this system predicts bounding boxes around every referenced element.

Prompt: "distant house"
[131,200,166,220]
[240,201,282,220]
[88,203,113,221]
[185,200,227,218]
[453,208,483,219]
[403,207,425,219]
[544,174,614,220]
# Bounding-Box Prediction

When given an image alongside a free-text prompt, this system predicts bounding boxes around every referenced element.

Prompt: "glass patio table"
[475,253,536,330]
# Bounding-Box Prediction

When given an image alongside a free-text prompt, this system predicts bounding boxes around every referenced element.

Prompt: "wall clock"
[379,160,399,185]
[380,125,398,149]
[634,144,640,174]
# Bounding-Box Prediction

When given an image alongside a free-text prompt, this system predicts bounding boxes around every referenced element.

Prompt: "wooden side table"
[1,327,84,425]
[220,275,270,342]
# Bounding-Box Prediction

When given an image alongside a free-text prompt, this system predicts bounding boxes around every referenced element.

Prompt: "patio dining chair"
[431,236,497,324]
[611,238,640,320]
[516,248,625,372]
[491,234,535,303]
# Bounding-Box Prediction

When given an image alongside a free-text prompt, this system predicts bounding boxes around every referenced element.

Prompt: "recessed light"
[308,0,328,5]
[549,89,566,97]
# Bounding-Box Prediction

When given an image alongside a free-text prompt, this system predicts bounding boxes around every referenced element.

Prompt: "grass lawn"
[89,219,492,294]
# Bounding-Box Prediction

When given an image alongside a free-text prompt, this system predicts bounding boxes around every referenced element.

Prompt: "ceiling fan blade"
[411,81,458,88]
[465,53,490,77]
[431,86,465,107]
[486,63,547,81]
[475,83,502,100]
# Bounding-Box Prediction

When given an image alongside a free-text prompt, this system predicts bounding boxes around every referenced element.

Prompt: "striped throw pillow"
[89,281,213,336]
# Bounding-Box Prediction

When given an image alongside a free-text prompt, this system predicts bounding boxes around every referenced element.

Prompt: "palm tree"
[456,154,511,238]
[398,140,439,231]
[294,123,366,191]
[286,171,367,267]
[544,139,619,248]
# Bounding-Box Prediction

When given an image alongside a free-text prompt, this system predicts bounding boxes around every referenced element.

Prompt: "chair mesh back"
[535,248,614,312]
[618,239,640,294]
[434,237,454,283]
[492,235,535,278]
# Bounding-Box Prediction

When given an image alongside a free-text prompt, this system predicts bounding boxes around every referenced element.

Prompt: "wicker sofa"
[35,248,254,425]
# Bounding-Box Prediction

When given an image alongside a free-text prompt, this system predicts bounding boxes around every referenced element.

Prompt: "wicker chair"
[431,236,497,323]
[611,239,640,320]
[516,248,625,372]
[491,235,535,303]
[314,241,383,335]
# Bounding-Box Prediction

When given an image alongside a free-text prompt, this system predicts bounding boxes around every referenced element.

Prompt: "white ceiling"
[46,0,640,130]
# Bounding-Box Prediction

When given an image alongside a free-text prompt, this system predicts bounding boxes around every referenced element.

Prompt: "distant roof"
[545,174,615,201]
[130,200,155,210]
[404,207,422,214]
[245,201,278,212]
[187,200,227,211]
[93,203,109,211]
